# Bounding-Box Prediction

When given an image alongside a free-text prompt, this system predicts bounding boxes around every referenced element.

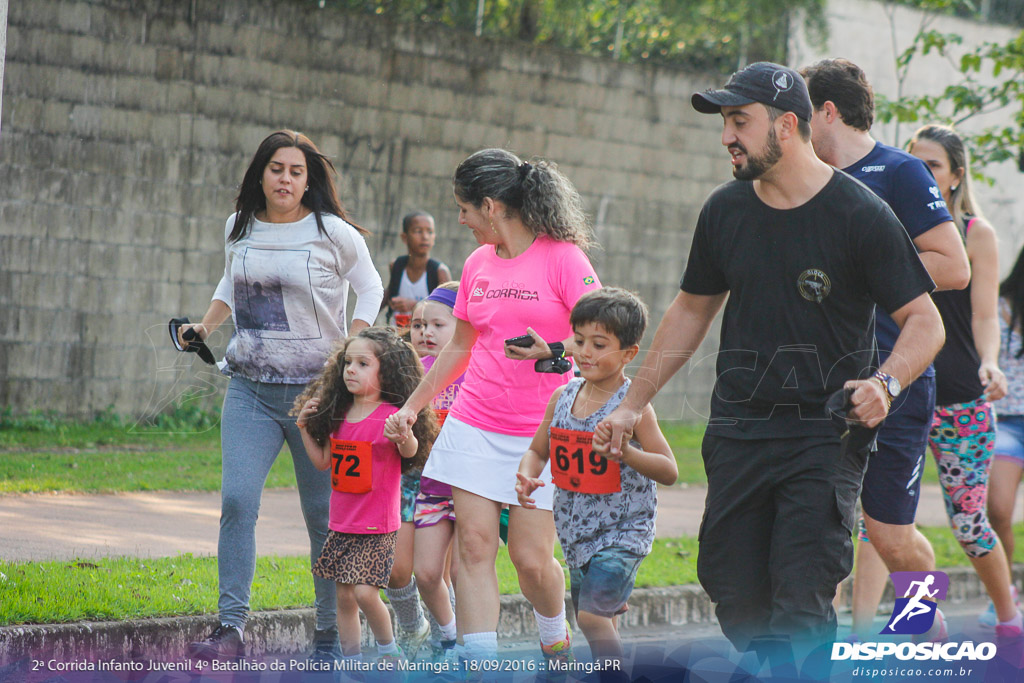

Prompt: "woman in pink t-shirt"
[387,148,601,665]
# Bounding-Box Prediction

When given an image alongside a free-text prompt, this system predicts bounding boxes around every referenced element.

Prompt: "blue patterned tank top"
[550,377,657,568]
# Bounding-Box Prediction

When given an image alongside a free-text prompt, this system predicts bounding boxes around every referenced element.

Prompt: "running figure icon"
[887,574,939,631]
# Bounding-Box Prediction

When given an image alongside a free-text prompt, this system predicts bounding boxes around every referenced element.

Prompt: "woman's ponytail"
[453,148,594,250]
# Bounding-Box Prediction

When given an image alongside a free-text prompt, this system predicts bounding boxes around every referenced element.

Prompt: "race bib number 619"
[549,427,620,494]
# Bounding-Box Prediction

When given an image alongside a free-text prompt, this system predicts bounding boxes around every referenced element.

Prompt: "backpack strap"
[426,258,442,292]
[385,254,410,322]
[387,255,409,301]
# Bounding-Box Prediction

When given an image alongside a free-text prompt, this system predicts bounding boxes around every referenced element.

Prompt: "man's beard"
[732,127,782,180]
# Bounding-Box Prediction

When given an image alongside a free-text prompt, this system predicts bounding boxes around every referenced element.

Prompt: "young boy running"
[515,287,678,662]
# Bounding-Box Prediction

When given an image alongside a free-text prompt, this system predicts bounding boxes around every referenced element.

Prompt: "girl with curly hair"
[294,327,437,664]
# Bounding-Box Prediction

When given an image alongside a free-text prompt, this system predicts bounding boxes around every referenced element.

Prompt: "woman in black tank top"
[909,125,1018,634]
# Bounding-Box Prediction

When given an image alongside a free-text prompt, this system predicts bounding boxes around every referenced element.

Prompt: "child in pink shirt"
[294,327,436,665]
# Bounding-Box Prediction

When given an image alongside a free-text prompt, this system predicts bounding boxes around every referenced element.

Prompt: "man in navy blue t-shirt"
[801,58,970,639]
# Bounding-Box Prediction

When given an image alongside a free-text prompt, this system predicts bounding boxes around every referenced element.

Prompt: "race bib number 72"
[329,439,372,494]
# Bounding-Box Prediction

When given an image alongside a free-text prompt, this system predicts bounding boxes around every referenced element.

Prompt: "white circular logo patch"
[772,70,793,101]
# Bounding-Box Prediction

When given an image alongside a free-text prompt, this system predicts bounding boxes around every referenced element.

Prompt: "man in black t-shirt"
[594,62,945,651]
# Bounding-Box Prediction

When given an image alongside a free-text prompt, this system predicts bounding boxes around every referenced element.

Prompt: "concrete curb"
[1,567,1019,663]
[1,586,711,663]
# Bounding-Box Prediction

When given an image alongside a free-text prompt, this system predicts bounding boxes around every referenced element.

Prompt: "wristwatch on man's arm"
[872,370,902,410]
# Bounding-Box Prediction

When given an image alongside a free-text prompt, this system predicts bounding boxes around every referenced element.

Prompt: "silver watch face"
[884,375,901,398]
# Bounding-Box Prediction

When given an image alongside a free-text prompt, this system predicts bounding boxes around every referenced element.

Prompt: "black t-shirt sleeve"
[859,202,936,315]
[680,205,729,295]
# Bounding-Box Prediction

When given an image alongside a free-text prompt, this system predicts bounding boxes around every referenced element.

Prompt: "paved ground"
[0,483,995,562]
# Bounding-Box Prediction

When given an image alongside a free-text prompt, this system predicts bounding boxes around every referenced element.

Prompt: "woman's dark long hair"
[453,148,594,250]
[229,130,367,243]
[291,327,437,471]
[1001,246,1024,358]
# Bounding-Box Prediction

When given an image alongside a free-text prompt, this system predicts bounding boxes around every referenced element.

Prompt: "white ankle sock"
[999,611,1023,629]
[440,617,457,640]
[534,608,568,646]
[377,639,399,655]
[463,631,497,660]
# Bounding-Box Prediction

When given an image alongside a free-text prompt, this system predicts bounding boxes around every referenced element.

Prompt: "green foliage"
[0,394,222,451]
[874,0,1024,173]
[142,393,221,434]
[315,0,828,72]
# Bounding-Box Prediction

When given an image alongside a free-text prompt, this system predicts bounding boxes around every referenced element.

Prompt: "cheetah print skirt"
[312,530,397,587]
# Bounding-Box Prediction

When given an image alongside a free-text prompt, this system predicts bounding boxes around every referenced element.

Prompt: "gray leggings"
[218,377,335,630]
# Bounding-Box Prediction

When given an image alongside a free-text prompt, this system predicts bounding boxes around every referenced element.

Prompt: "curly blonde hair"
[291,327,437,471]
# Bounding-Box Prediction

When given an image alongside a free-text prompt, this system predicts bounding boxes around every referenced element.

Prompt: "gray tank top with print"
[550,377,657,568]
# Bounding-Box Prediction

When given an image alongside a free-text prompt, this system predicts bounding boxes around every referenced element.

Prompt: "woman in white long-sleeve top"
[177,130,384,662]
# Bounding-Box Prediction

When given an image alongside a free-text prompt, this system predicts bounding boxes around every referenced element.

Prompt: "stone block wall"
[0,0,730,420]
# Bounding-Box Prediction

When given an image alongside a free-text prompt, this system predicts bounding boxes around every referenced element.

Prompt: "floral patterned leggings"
[927,398,998,558]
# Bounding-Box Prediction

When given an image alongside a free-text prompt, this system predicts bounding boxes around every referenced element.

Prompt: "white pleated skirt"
[422,415,554,510]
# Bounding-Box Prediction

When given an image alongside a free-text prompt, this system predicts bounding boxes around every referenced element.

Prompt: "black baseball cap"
[692,62,813,121]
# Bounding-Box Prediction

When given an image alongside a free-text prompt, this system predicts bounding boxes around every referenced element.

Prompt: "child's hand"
[295,398,320,429]
[384,407,415,443]
[390,296,416,313]
[515,472,544,509]
[602,432,633,463]
[594,406,641,458]
[384,420,410,445]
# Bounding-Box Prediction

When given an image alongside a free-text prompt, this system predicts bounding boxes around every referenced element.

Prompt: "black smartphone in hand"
[504,334,535,348]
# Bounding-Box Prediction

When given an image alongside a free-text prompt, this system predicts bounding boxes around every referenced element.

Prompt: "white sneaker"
[979,585,1020,629]
[397,616,431,662]
[979,601,998,629]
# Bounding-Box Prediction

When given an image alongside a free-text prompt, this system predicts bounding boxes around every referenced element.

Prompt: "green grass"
[0,401,222,451]
[0,412,708,492]
[0,447,299,493]
[0,403,299,493]
[0,555,313,626]
[0,537,700,627]
[1,521,1001,627]
[660,421,706,484]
